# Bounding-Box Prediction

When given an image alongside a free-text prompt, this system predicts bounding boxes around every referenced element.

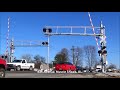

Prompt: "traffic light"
[5,56,7,59]
[1,56,4,58]
[1,55,7,59]
[98,50,102,56]
[102,50,107,55]
[101,46,106,49]
[43,28,52,33]
[101,46,107,55]
[42,42,48,46]
[98,45,107,56]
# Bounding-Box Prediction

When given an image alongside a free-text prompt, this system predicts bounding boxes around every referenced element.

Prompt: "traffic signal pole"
[100,21,107,73]
[47,35,50,66]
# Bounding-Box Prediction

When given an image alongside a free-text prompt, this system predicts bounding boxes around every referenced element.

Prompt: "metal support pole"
[47,35,50,66]
[100,21,106,73]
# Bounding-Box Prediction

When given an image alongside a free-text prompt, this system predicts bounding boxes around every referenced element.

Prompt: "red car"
[54,62,76,73]
[0,58,7,78]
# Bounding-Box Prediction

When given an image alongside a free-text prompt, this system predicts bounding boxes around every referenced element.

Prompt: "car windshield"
[12,60,22,63]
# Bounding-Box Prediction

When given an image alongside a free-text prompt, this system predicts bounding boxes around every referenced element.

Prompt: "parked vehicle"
[54,62,76,73]
[7,64,16,71]
[7,59,34,71]
[96,65,102,72]
[76,66,83,72]
[0,58,7,78]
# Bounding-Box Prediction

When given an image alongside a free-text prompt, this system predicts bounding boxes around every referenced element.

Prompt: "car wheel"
[76,70,78,73]
[0,68,5,78]
[29,66,33,71]
[16,66,21,71]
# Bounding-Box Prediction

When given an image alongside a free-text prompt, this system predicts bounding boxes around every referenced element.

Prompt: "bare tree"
[54,48,69,63]
[54,53,63,63]
[34,54,46,63]
[34,54,46,69]
[84,45,97,69]
[75,47,83,67]
[40,56,46,63]
[108,63,117,69]
[61,48,69,62]
[21,54,32,62]
[34,55,41,61]
[34,55,41,69]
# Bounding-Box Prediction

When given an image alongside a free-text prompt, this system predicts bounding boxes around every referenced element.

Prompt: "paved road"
[5,71,95,78]
[5,71,120,78]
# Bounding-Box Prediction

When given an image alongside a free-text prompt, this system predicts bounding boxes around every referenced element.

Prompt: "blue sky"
[0,12,119,68]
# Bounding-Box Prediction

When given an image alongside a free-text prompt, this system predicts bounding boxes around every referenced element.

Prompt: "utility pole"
[71,46,75,65]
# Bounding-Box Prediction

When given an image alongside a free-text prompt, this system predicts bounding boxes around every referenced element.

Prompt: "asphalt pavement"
[5,71,94,78]
[5,71,120,78]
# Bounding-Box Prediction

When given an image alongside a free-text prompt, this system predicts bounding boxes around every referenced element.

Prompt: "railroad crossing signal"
[98,46,107,56]
[101,46,107,55]
[1,55,7,59]
[43,28,52,33]
[42,42,48,46]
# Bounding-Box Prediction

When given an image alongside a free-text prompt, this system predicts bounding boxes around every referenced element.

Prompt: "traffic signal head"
[103,50,107,54]
[43,28,46,32]
[101,46,106,50]
[98,50,102,56]
[48,28,52,33]
[1,56,4,58]
[1,55,7,59]
[42,42,48,46]
[98,50,102,54]
[43,28,52,33]
[5,56,7,59]
[45,42,48,45]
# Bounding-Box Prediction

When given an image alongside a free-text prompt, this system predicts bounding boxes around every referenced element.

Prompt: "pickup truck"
[0,58,7,78]
[7,59,34,71]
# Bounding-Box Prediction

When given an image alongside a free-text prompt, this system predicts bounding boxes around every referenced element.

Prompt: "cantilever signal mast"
[43,25,103,66]
[43,12,107,73]
[9,40,48,62]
